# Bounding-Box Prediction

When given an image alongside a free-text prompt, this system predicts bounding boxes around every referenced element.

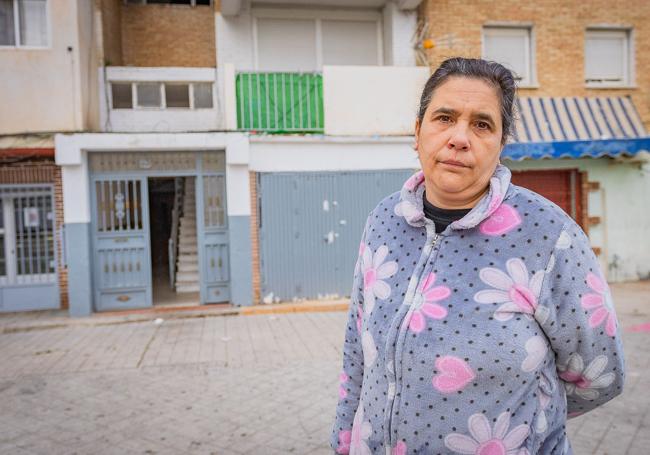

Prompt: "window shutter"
[256,18,317,71]
[483,27,530,84]
[321,20,379,66]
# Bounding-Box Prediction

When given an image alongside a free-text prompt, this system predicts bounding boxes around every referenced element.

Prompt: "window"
[254,13,381,71]
[165,84,190,108]
[136,83,162,108]
[111,83,133,109]
[110,82,213,110]
[0,0,48,47]
[193,83,213,108]
[585,28,632,87]
[482,26,534,86]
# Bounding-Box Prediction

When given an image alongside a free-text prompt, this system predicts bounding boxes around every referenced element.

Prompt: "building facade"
[1,0,649,315]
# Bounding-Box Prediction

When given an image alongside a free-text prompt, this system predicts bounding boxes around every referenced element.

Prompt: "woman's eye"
[438,115,451,123]
[476,121,490,130]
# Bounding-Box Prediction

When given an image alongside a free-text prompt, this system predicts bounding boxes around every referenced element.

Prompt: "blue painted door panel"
[91,177,152,311]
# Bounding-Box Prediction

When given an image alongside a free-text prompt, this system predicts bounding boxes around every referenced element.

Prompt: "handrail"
[168,177,183,290]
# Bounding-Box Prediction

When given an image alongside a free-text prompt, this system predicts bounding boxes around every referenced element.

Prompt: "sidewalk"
[0,281,648,454]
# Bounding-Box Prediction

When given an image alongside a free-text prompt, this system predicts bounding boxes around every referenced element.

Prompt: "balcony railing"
[236,72,324,133]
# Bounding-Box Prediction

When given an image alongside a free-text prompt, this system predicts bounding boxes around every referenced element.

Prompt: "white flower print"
[361,330,378,368]
[474,258,544,321]
[445,412,530,455]
[361,245,398,315]
[557,353,615,400]
[350,405,373,455]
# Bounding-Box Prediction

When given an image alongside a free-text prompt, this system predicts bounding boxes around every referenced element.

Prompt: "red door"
[510,169,585,229]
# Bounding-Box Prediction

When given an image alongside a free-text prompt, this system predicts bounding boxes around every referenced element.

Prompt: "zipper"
[384,226,442,448]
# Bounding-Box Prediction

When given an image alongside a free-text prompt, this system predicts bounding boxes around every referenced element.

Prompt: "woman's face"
[415,76,503,208]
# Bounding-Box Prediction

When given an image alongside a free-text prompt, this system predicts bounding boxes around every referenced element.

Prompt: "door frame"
[88,151,230,309]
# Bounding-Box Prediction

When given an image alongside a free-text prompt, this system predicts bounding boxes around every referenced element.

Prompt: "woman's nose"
[447,125,470,151]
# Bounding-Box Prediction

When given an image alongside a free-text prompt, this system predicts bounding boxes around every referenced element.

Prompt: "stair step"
[178,254,198,263]
[177,271,199,281]
[178,246,197,253]
[178,263,199,273]
[179,228,196,236]
[176,283,200,293]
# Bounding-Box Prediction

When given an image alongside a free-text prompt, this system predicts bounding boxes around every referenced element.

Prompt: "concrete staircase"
[175,179,199,293]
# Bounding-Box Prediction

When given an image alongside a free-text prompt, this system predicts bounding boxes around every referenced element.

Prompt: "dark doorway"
[148,177,199,306]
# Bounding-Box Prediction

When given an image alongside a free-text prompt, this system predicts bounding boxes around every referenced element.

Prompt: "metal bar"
[44,194,51,275]
[265,73,270,130]
[256,73,262,129]
[290,73,295,130]
[298,73,303,130]
[108,180,114,231]
[35,195,42,279]
[237,73,244,129]
[16,196,25,279]
[273,73,279,131]
[306,74,312,130]
[247,74,254,129]
[26,196,35,281]
[99,181,106,231]
[125,180,132,230]
[133,180,140,230]
[314,75,321,129]
[282,73,287,131]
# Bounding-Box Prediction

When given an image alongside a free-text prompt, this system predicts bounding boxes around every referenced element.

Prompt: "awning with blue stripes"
[502,96,649,160]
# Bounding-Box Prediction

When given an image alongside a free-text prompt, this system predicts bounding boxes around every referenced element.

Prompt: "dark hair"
[417,57,517,145]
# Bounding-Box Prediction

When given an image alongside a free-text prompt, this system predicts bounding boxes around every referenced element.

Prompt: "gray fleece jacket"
[331,164,625,455]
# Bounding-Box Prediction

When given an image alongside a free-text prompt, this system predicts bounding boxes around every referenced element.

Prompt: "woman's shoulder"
[505,183,582,233]
[366,190,403,221]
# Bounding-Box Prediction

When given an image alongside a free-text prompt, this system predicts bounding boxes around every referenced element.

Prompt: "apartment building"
[2,0,648,316]
[0,0,99,312]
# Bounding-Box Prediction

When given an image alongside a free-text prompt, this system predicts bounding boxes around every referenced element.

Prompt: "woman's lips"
[440,160,468,168]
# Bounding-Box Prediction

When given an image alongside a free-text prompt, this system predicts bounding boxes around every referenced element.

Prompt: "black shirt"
[422,190,472,234]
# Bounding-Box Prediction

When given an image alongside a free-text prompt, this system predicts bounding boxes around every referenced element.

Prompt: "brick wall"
[420,0,650,129]
[0,159,68,310]
[101,0,123,66]
[121,3,216,67]
[249,171,260,305]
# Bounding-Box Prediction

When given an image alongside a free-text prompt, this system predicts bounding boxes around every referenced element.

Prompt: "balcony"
[235,72,324,133]
[99,67,223,133]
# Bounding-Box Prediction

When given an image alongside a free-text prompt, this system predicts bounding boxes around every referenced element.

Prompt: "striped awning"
[502,96,649,160]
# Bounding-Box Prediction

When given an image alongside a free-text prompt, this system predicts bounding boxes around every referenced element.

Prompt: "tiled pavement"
[0,282,649,454]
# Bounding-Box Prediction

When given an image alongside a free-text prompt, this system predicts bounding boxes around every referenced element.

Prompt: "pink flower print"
[403,170,424,192]
[336,430,352,454]
[557,353,615,400]
[392,440,407,455]
[355,242,366,277]
[445,412,530,455]
[361,245,398,315]
[339,371,349,400]
[408,272,450,333]
[349,406,372,455]
[581,272,617,337]
[479,204,522,236]
[356,306,363,333]
[474,258,544,321]
[394,200,424,224]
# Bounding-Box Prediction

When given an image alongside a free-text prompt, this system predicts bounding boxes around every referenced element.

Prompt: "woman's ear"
[414,118,421,151]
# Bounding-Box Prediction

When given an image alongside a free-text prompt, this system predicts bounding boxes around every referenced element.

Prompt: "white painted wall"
[98,67,223,133]
[249,135,419,171]
[216,2,255,70]
[382,2,418,66]
[0,0,95,134]
[323,65,429,136]
[505,157,650,283]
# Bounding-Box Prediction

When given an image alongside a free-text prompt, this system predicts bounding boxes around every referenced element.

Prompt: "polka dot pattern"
[331,167,625,455]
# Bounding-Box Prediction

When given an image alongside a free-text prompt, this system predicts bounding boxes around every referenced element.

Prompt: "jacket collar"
[395,164,512,230]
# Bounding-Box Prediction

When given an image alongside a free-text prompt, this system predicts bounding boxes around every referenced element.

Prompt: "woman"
[331,58,625,455]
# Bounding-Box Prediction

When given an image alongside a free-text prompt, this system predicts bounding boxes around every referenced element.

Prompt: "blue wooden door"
[197,174,230,303]
[91,177,152,311]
